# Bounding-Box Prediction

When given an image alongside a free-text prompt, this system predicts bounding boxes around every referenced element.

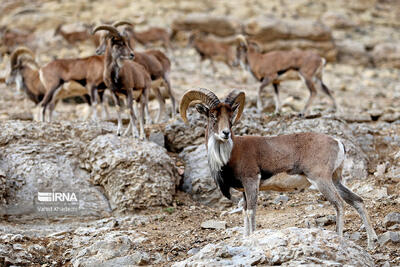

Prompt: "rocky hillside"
[0,0,399,266]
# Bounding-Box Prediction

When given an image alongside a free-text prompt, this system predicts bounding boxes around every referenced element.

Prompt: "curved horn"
[224,90,246,124]
[112,20,133,28]
[180,88,220,123]
[92,25,120,37]
[235,34,248,47]
[10,47,35,68]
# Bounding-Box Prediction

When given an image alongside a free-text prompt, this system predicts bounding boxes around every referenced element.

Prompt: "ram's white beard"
[207,135,233,173]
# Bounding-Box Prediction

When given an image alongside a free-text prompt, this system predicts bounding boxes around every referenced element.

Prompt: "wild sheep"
[93,25,151,139]
[54,23,92,45]
[39,52,107,121]
[189,31,237,69]
[6,47,94,120]
[236,35,337,116]
[6,47,46,104]
[180,88,377,249]
[96,21,177,121]
[124,24,171,49]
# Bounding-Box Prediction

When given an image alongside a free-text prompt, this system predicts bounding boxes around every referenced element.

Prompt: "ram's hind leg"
[319,80,337,112]
[333,169,378,249]
[309,176,344,237]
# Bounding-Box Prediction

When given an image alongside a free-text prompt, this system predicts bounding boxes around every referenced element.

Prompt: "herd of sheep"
[3,19,380,250]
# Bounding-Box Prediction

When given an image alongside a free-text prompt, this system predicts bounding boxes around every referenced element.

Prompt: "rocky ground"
[0,0,399,266]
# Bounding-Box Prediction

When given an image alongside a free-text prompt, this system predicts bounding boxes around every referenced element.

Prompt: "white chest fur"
[207,135,233,173]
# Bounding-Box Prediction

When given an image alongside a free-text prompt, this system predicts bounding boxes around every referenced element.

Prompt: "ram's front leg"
[243,177,260,235]
[241,192,250,237]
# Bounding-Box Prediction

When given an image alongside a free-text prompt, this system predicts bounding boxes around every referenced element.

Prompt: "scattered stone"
[304,218,316,229]
[273,194,289,205]
[350,232,362,241]
[388,224,400,231]
[148,131,165,147]
[201,220,227,230]
[187,247,200,255]
[173,228,374,266]
[378,231,400,246]
[71,230,151,266]
[315,215,336,227]
[383,212,400,228]
[374,163,387,177]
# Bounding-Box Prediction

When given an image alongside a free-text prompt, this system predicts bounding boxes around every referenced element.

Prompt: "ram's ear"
[195,104,209,117]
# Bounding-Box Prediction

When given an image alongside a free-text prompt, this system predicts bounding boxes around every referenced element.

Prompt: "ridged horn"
[10,47,35,68]
[180,88,220,123]
[224,90,246,124]
[235,34,248,47]
[112,21,133,28]
[92,25,121,38]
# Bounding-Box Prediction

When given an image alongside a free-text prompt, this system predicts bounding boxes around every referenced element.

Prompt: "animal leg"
[48,101,57,122]
[100,91,111,120]
[310,177,344,237]
[124,90,139,138]
[300,77,317,117]
[242,192,250,237]
[153,87,165,123]
[243,177,260,235]
[111,92,123,136]
[143,88,153,125]
[41,84,62,122]
[272,82,281,114]
[90,85,99,121]
[257,77,271,113]
[163,72,176,117]
[318,79,337,112]
[138,95,146,140]
[333,169,378,249]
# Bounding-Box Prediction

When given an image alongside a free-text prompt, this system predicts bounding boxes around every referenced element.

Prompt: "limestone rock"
[321,11,358,29]
[165,110,206,152]
[336,39,370,66]
[244,17,337,61]
[173,228,374,266]
[172,13,240,37]
[201,220,227,230]
[71,230,156,266]
[83,134,180,213]
[378,231,400,246]
[0,120,115,218]
[372,43,400,69]
[383,212,400,229]
[0,121,180,218]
